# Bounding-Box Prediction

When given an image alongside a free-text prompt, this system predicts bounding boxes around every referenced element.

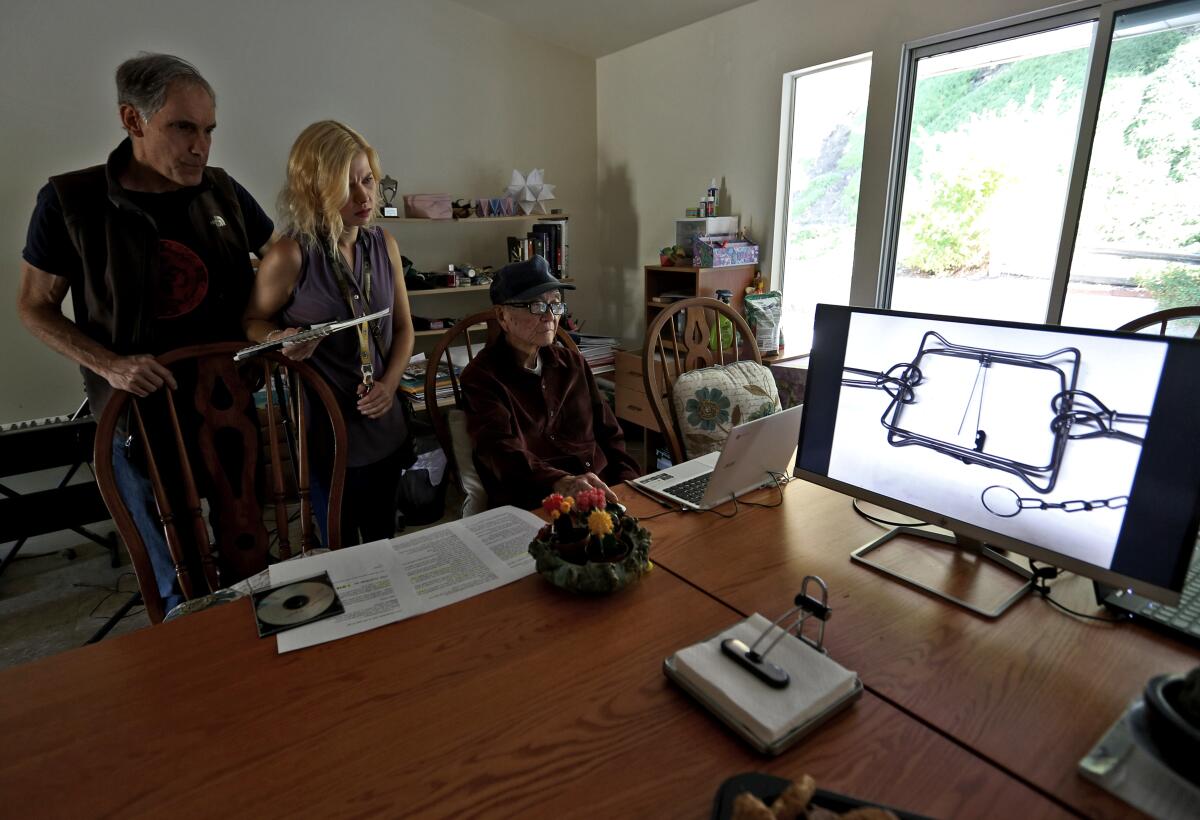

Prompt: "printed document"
[268,506,544,652]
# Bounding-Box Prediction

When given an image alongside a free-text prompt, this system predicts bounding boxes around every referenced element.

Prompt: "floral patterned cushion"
[670,361,781,460]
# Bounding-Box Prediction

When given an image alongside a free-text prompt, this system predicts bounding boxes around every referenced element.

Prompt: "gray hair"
[115,53,215,122]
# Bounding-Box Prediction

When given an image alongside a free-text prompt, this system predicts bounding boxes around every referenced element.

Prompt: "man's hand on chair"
[103,354,177,396]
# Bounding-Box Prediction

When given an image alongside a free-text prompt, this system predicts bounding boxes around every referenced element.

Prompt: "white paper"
[270,541,416,653]
[672,614,858,744]
[266,506,543,653]
[390,506,541,609]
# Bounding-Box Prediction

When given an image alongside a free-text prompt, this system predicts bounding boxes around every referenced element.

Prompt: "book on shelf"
[504,218,568,280]
[536,218,569,279]
[651,291,693,304]
[526,231,547,267]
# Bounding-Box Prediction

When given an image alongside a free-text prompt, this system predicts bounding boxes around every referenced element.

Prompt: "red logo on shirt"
[153,239,209,319]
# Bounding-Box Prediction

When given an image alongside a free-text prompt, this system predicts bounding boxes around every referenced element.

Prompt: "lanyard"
[326,232,385,389]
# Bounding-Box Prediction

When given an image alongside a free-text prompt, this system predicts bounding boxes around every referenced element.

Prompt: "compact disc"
[255,581,335,626]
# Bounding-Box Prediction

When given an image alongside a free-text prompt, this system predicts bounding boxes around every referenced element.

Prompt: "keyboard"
[1103,553,1200,643]
[662,472,712,505]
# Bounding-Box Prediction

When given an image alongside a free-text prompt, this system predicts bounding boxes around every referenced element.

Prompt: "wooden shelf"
[413,322,485,337]
[409,278,574,298]
[409,283,492,297]
[378,214,569,224]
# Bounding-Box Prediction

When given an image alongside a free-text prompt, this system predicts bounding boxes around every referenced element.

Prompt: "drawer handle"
[628,404,644,412]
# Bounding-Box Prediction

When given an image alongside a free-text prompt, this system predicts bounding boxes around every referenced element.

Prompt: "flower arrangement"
[528,490,653,594]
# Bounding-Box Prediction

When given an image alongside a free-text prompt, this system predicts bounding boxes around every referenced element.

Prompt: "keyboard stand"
[0,401,119,577]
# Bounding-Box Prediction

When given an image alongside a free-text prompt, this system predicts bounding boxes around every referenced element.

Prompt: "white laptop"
[628,405,804,510]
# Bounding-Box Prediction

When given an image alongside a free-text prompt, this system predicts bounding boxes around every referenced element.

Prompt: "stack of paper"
[667,613,860,752]
[571,333,619,376]
[399,356,461,407]
[267,506,545,653]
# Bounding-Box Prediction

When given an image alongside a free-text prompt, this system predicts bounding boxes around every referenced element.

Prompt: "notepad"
[665,613,861,754]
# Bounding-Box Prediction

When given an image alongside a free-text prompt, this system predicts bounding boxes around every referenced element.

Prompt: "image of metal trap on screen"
[843,330,1148,496]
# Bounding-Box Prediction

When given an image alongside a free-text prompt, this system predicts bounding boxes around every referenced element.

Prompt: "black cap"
[489,255,575,305]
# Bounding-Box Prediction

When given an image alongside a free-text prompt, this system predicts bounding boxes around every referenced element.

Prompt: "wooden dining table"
[626,478,1200,820]
[0,528,1069,819]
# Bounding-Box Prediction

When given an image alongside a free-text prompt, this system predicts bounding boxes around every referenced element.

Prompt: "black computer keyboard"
[662,473,712,505]
[1107,556,1200,641]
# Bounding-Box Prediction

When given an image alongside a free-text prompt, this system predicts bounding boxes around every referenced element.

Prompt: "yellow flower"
[559,498,574,515]
[549,510,560,521]
[587,509,614,536]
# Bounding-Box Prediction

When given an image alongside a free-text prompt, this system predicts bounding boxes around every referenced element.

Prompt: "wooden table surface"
[625,479,1200,820]
[0,558,1067,819]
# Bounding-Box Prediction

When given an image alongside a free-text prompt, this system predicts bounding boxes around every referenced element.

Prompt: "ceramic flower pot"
[529,493,653,594]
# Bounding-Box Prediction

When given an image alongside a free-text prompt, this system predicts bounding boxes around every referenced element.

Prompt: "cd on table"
[255,581,336,626]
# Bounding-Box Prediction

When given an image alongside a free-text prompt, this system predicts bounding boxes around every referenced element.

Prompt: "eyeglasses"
[506,300,567,316]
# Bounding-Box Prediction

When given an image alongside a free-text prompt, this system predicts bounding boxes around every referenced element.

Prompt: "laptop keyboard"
[1131,558,1200,638]
[662,473,712,505]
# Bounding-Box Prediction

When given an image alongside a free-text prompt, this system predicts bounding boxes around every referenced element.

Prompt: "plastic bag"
[744,291,783,354]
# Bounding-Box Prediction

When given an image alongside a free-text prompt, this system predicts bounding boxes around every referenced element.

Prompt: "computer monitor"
[795,304,1200,614]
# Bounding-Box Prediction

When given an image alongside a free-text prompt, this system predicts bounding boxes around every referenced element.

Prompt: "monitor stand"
[851,525,1034,618]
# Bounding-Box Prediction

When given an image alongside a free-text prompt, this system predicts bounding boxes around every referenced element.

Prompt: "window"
[881,0,1200,332]
[889,23,1094,321]
[773,54,872,353]
[1062,1,1200,329]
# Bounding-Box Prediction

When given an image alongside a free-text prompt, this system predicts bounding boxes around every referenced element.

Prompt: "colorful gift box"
[693,234,760,268]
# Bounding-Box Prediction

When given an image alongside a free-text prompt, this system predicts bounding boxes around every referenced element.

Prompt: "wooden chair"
[643,296,763,465]
[424,309,579,513]
[94,341,348,623]
[1117,305,1200,338]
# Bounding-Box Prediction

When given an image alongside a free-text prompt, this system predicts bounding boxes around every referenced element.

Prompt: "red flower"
[575,487,607,513]
[542,494,565,515]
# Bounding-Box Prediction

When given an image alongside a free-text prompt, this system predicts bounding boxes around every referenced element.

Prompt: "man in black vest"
[17,53,275,615]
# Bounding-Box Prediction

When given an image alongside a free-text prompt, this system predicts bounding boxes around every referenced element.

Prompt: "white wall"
[595,0,1055,343]
[0,0,597,423]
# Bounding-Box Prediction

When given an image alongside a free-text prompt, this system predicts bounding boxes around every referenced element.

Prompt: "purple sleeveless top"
[282,226,408,467]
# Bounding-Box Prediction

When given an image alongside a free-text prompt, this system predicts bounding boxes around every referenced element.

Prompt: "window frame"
[770,51,874,348]
[876,0,1164,324]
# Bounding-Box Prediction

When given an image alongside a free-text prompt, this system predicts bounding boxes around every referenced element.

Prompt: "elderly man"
[462,256,640,510]
[17,53,274,612]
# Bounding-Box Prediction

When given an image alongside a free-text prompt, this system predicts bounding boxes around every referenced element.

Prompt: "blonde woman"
[244,120,414,545]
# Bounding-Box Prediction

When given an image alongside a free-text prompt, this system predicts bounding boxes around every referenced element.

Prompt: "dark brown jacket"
[462,339,640,510]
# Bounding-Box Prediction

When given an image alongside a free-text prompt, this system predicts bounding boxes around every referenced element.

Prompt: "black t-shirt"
[23,176,274,352]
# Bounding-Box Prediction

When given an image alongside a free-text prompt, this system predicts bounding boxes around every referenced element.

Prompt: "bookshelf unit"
[642,263,755,323]
[379,213,571,339]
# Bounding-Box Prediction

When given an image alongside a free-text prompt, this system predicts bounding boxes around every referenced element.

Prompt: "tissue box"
[694,235,759,268]
[403,194,452,220]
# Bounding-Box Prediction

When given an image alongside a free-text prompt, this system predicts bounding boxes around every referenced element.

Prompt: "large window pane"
[778,55,871,353]
[890,24,1094,320]
[1061,0,1200,331]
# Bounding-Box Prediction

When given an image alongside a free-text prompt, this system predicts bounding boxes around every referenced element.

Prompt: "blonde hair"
[278,120,383,249]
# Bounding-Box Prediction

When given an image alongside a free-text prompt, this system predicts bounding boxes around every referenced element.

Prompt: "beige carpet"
[0,542,150,671]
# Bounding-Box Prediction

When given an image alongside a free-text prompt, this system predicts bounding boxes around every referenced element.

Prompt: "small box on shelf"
[694,236,759,268]
[675,216,738,256]
[403,194,452,220]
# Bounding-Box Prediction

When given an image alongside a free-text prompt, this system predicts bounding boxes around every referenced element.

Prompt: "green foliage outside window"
[1137,266,1200,309]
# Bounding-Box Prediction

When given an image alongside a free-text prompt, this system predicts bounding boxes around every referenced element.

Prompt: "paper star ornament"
[506,169,557,215]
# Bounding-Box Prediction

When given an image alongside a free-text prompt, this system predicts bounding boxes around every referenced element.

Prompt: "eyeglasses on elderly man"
[505,300,567,316]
